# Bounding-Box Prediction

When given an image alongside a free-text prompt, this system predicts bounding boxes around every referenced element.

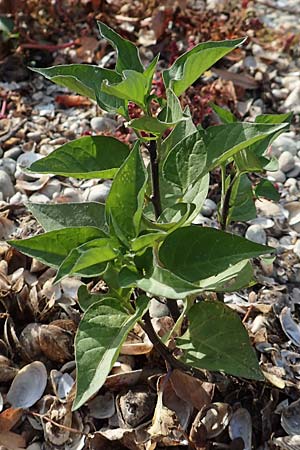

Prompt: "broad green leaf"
[255,179,280,202]
[74,295,149,410]
[143,54,160,96]
[210,102,237,123]
[122,259,253,299]
[77,285,108,311]
[163,37,246,96]
[255,112,293,124]
[131,232,166,252]
[159,225,272,282]
[130,88,184,134]
[204,122,288,173]
[8,227,105,267]
[55,237,120,283]
[228,174,256,223]
[28,136,130,179]
[160,106,197,161]
[106,142,148,245]
[27,202,107,232]
[102,70,148,108]
[97,21,144,74]
[234,149,268,173]
[162,130,206,190]
[31,64,125,114]
[177,301,263,380]
[182,174,210,223]
[158,203,192,225]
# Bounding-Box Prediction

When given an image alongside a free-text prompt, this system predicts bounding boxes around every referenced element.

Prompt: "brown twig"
[141,310,218,383]
[28,411,92,437]
[148,139,162,219]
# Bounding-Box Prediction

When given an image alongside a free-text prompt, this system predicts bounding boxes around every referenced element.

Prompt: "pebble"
[279,235,294,249]
[278,151,295,173]
[34,103,55,117]
[4,146,22,160]
[0,158,16,178]
[286,162,300,179]
[27,132,42,143]
[10,191,27,204]
[272,88,289,100]
[201,198,217,217]
[62,187,81,202]
[85,181,112,202]
[294,240,300,259]
[90,116,117,132]
[245,224,267,245]
[267,236,280,248]
[271,134,297,157]
[0,170,15,199]
[149,298,169,318]
[29,193,50,203]
[17,152,42,169]
[281,85,300,113]
[285,178,299,195]
[40,179,62,198]
[267,169,286,183]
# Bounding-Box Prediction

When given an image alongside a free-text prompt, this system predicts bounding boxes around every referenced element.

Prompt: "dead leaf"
[170,369,213,411]
[0,407,23,432]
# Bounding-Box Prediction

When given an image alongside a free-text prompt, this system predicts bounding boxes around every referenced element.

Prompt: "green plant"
[9,23,291,410]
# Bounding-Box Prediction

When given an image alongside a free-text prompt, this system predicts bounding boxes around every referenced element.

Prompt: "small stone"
[0,158,16,178]
[0,170,15,199]
[149,298,169,318]
[278,151,295,173]
[85,181,112,202]
[294,240,300,259]
[27,132,42,143]
[201,198,217,217]
[90,116,117,132]
[281,85,300,113]
[252,44,264,56]
[267,236,279,248]
[62,188,81,202]
[34,103,55,117]
[40,179,62,198]
[285,178,299,195]
[272,88,289,100]
[4,146,22,160]
[245,224,267,245]
[279,236,294,249]
[267,170,286,183]
[29,193,50,203]
[17,152,42,169]
[10,192,27,204]
[286,163,300,179]
[271,134,297,157]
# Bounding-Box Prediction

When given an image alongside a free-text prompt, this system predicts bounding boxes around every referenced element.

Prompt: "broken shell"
[105,369,142,390]
[50,370,74,401]
[117,388,156,428]
[273,435,300,449]
[0,355,18,382]
[7,361,47,408]
[121,324,153,355]
[19,323,42,360]
[228,408,252,450]
[88,392,115,419]
[281,398,300,436]
[39,324,73,363]
[201,402,232,438]
[280,307,300,347]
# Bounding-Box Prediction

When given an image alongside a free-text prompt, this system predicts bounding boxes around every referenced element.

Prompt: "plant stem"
[141,310,218,383]
[148,139,162,219]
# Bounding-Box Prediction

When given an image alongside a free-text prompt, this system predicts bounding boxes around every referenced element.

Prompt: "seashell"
[7,361,47,408]
[50,370,74,401]
[39,324,73,363]
[282,399,300,436]
[105,369,142,390]
[273,435,300,449]
[0,355,18,382]
[88,392,115,419]
[121,324,153,355]
[19,323,43,360]
[228,408,252,450]
[117,388,156,428]
[201,402,232,438]
[280,307,300,347]
[0,392,3,412]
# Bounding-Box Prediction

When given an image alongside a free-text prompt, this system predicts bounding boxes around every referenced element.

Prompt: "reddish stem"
[0,98,7,119]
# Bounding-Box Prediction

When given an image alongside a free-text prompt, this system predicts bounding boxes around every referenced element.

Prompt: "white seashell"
[273,435,300,449]
[7,361,47,408]
[88,392,115,419]
[0,392,3,412]
[280,307,300,347]
[201,402,232,438]
[228,408,252,450]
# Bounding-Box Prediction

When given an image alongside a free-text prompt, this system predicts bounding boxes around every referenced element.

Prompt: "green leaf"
[131,232,166,252]
[228,174,256,223]
[97,21,144,74]
[30,64,125,113]
[159,225,272,283]
[234,149,267,173]
[106,142,148,245]
[177,301,263,380]
[102,70,148,109]
[181,174,210,223]
[77,285,107,311]
[162,130,206,190]
[255,179,280,202]
[210,102,237,123]
[28,136,130,179]
[55,237,120,283]
[204,122,288,173]
[163,37,246,96]
[73,295,149,410]
[143,54,160,96]
[199,260,254,292]
[27,202,107,232]
[8,227,106,267]
[255,112,293,124]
